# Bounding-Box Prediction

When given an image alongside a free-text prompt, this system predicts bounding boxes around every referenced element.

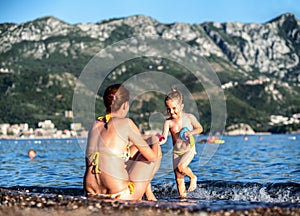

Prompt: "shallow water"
[0,134,299,210]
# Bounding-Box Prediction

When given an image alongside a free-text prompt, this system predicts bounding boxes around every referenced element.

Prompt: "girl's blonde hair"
[165,87,183,104]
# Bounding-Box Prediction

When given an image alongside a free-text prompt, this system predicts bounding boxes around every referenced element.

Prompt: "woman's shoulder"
[110,117,135,129]
[91,119,103,128]
[112,117,131,123]
[88,120,103,133]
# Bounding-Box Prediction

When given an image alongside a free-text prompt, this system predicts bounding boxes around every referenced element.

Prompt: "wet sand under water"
[1,188,299,216]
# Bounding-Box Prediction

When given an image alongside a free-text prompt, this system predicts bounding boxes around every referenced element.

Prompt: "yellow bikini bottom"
[88,152,135,199]
[88,182,135,199]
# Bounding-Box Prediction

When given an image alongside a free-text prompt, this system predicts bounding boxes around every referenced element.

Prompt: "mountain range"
[0,13,299,133]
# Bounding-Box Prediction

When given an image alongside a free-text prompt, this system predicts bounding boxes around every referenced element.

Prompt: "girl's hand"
[156,133,165,142]
[184,131,192,141]
[179,127,190,141]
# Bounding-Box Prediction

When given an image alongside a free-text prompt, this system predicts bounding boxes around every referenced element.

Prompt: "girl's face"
[165,99,183,119]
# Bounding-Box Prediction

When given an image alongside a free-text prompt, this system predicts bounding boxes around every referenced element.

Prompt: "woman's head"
[165,87,184,119]
[103,84,130,113]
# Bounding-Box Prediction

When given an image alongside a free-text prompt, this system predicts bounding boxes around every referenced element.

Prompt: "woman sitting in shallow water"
[83,84,161,200]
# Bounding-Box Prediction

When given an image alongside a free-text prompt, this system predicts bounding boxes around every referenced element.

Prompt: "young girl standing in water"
[160,88,203,198]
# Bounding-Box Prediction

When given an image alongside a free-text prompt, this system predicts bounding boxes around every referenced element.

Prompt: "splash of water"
[153,180,300,203]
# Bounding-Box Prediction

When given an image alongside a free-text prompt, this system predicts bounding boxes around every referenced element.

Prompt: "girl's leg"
[174,148,197,193]
[174,168,187,198]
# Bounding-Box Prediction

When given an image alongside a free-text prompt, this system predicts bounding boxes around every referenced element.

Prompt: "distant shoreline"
[0,132,299,141]
[0,136,87,140]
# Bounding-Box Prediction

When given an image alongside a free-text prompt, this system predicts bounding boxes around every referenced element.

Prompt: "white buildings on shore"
[0,120,87,139]
[224,113,300,135]
[0,112,299,138]
[269,114,300,125]
[225,123,255,135]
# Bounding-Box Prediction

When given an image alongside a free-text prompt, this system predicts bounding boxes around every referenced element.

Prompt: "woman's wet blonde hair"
[103,84,130,113]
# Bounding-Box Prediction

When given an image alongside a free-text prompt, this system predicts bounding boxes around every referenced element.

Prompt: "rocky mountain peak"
[1,13,299,80]
[268,13,298,24]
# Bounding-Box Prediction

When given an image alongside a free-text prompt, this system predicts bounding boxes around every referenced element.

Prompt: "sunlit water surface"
[1,134,299,210]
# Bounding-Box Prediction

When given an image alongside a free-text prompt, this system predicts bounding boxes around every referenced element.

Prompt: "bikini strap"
[97,113,112,123]
[122,144,130,162]
[88,152,101,174]
[128,182,135,194]
[98,114,112,129]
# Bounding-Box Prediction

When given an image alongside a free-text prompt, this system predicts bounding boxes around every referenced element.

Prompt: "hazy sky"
[0,0,299,24]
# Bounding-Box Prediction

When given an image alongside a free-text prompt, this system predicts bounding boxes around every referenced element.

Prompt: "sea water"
[0,134,299,210]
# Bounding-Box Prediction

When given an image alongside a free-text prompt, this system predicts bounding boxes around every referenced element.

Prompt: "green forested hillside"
[0,14,299,133]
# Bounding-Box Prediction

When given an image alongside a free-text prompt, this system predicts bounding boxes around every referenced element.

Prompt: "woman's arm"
[127,119,160,162]
[86,121,101,155]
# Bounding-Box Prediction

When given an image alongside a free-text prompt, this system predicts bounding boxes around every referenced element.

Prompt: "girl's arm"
[159,120,170,145]
[127,119,160,162]
[188,114,203,136]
